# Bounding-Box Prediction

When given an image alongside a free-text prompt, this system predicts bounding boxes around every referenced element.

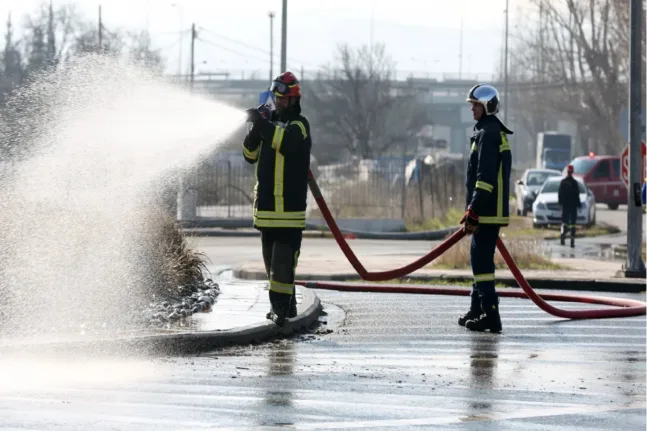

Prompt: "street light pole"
[280,0,287,73]
[171,3,184,80]
[625,0,645,277]
[503,0,509,125]
[269,11,275,81]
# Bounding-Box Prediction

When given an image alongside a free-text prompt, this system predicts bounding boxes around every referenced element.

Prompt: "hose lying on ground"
[300,172,646,319]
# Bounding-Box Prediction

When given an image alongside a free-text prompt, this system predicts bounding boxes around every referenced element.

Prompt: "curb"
[233,268,646,294]
[1,287,322,357]
[182,226,460,241]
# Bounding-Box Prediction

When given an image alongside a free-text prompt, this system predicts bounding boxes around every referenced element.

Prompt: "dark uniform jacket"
[558,176,581,209]
[242,109,312,230]
[465,115,513,226]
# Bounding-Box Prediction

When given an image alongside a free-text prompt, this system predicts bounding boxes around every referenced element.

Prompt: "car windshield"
[545,150,571,164]
[526,171,559,186]
[570,158,597,174]
[541,179,586,194]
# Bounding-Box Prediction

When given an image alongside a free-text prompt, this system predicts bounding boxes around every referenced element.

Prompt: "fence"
[187,159,467,225]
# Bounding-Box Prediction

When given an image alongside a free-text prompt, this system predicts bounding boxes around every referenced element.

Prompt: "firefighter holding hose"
[242,71,312,327]
[459,84,513,333]
[558,164,581,248]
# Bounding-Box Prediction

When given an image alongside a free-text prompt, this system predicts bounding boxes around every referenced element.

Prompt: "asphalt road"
[1,237,644,429]
[1,288,644,430]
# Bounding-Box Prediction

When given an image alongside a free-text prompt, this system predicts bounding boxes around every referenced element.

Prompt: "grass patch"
[432,235,569,270]
[409,207,620,242]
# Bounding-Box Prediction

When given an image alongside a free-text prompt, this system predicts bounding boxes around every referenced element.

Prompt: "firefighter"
[242,71,312,327]
[558,164,581,248]
[458,84,513,333]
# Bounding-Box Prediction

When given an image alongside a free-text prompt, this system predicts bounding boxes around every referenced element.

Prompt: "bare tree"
[306,43,430,162]
[510,0,645,155]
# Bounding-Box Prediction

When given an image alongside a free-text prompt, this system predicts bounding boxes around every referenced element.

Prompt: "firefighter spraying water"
[242,72,313,327]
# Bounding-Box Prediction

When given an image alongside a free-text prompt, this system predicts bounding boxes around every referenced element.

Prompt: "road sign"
[621,141,646,189]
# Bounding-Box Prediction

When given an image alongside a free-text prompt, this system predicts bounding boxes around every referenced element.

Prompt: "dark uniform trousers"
[470,224,501,312]
[261,228,303,313]
[561,206,577,240]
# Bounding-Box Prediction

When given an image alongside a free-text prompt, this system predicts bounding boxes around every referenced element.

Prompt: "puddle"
[543,241,623,261]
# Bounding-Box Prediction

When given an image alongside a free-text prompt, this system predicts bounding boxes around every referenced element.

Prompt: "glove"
[245,108,262,123]
[460,207,479,235]
[246,105,272,124]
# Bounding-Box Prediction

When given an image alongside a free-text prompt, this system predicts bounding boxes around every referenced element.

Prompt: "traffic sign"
[621,141,646,189]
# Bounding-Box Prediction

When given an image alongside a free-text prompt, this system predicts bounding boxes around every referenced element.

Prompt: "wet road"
[1,289,644,430]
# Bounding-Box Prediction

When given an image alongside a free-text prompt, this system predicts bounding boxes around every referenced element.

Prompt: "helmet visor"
[270,80,290,96]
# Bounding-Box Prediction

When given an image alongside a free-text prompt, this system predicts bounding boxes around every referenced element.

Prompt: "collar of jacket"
[475,114,514,135]
[276,108,300,123]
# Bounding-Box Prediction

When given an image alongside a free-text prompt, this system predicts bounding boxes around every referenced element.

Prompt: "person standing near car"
[558,164,581,248]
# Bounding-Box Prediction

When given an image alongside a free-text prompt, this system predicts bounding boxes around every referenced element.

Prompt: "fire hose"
[298,172,646,319]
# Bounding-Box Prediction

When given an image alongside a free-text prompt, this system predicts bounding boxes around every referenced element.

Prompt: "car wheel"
[608,203,619,210]
[522,208,529,217]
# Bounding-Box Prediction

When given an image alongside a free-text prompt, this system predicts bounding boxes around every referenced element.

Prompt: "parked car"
[565,154,626,210]
[514,168,562,216]
[532,176,596,228]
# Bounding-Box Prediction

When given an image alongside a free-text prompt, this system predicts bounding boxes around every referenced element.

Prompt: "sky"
[0,0,534,81]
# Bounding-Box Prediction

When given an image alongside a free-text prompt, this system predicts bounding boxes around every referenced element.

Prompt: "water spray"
[0,54,246,340]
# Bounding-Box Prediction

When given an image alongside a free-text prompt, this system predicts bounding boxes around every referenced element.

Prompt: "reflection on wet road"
[0,290,644,430]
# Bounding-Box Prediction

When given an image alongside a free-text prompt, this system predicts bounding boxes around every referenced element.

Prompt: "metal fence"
[188,159,468,224]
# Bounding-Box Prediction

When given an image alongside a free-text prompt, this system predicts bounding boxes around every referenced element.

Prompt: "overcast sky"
[1,0,533,81]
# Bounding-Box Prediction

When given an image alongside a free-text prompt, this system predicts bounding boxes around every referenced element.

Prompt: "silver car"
[514,168,562,216]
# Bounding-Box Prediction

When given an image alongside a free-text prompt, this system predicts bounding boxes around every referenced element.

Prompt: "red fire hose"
[300,172,646,319]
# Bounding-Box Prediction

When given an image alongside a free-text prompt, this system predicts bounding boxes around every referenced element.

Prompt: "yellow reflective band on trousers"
[254,210,306,228]
[480,134,510,225]
[269,280,294,295]
[243,145,258,160]
[475,181,493,192]
[474,273,495,282]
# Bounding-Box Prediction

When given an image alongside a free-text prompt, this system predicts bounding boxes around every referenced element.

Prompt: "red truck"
[566,154,626,209]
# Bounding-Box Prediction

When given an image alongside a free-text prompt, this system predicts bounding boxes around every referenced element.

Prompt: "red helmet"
[567,164,574,173]
[270,71,301,97]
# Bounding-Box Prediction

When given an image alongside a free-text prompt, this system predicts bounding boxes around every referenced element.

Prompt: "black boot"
[570,226,576,248]
[267,291,293,327]
[288,293,298,318]
[458,296,481,327]
[465,305,502,333]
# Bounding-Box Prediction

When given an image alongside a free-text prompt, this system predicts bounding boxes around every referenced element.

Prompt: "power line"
[198,37,270,64]
[197,26,316,68]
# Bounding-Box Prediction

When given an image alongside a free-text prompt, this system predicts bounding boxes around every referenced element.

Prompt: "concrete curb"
[182,226,460,241]
[1,287,322,357]
[233,268,646,294]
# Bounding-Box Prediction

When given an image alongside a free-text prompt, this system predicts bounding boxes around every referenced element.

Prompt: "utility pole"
[269,11,275,81]
[98,5,102,51]
[625,0,645,277]
[503,0,509,126]
[280,0,287,73]
[458,0,463,79]
[190,23,196,89]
